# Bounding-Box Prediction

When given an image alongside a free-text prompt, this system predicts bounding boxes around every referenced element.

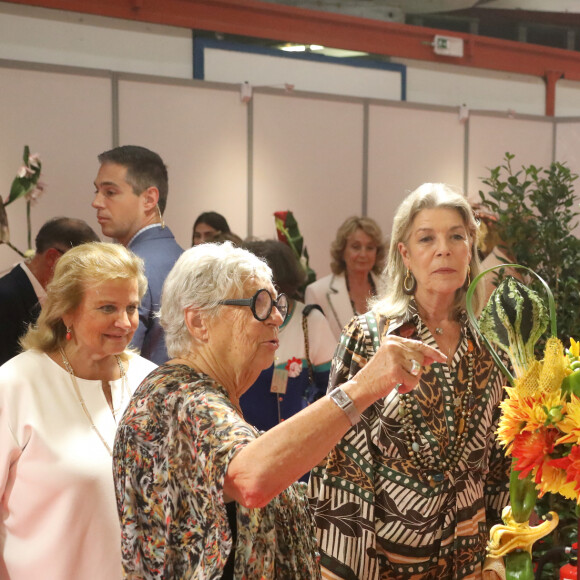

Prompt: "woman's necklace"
[59,347,127,457]
[345,272,377,315]
[398,339,476,487]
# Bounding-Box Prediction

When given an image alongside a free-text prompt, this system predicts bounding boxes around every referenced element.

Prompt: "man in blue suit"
[92,145,183,365]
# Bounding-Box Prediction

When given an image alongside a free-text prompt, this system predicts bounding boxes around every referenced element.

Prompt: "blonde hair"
[330,216,386,275]
[373,183,483,318]
[21,242,147,353]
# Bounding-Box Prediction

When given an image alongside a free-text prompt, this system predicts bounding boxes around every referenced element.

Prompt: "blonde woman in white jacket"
[305,216,385,340]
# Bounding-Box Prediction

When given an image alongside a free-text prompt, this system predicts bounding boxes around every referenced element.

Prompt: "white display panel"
[555,121,580,177]
[467,114,554,201]
[556,81,580,117]
[0,66,112,273]
[367,103,465,238]
[252,91,365,277]
[117,78,248,250]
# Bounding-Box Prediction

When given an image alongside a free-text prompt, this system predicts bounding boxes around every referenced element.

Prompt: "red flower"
[549,445,580,494]
[512,429,558,482]
[285,357,303,378]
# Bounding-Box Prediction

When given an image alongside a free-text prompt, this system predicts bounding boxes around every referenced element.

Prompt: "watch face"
[331,388,350,408]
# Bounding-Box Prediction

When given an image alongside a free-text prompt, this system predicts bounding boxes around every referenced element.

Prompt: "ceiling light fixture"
[279,44,326,52]
[280,44,307,52]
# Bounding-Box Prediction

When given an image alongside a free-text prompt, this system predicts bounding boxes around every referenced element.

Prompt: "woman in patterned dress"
[112,241,445,580]
[309,183,511,579]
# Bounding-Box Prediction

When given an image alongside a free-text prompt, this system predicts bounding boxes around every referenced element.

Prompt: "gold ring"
[410,359,421,376]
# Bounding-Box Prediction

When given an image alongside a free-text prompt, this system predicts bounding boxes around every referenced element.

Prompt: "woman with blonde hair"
[0,242,156,579]
[305,215,385,340]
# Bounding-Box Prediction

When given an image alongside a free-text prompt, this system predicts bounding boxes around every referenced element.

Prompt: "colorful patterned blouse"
[308,306,510,580]
[113,364,321,579]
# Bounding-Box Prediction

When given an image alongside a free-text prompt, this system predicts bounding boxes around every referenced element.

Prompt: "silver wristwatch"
[328,386,360,426]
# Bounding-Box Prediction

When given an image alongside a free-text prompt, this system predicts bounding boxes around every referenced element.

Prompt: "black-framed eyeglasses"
[219,288,288,322]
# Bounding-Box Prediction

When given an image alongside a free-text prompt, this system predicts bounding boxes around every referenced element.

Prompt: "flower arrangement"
[470,269,580,502]
[467,265,580,579]
[1,146,45,257]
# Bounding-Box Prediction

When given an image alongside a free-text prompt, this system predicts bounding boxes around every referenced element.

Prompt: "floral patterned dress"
[308,306,510,580]
[113,364,320,580]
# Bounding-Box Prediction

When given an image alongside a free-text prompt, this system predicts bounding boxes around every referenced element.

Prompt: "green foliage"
[478,152,580,348]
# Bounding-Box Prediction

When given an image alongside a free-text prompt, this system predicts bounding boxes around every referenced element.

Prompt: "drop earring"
[66,327,72,341]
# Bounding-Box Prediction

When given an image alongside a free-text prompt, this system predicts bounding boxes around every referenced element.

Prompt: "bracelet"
[328,386,360,426]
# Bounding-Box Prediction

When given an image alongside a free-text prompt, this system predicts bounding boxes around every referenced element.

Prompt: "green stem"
[26,200,31,251]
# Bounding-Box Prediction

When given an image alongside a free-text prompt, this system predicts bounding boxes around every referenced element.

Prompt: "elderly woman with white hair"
[113,242,444,579]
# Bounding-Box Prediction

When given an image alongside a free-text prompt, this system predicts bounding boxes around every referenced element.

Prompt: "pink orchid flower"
[28,154,41,168]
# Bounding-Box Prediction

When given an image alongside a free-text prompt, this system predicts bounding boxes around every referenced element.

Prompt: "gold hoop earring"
[403,269,416,295]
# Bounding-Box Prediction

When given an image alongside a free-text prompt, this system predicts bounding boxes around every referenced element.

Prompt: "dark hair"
[35,217,100,253]
[243,239,306,299]
[98,145,169,214]
[193,212,230,234]
[211,232,243,246]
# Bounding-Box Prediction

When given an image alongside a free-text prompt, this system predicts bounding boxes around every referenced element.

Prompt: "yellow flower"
[536,463,578,499]
[497,392,528,451]
[556,395,580,445]
[570,337,580,359]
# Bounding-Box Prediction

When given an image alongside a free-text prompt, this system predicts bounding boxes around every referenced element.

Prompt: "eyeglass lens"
[255,289,288,321]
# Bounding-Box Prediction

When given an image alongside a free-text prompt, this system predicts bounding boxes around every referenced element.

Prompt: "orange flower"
[535,462,578,499]
[512,429,558,482]
[497,389,565,450]
[556,395,580,445]
[497,391,532,451]
[548,445,580,496]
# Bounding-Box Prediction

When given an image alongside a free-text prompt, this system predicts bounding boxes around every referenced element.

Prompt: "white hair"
[160,242,273,358]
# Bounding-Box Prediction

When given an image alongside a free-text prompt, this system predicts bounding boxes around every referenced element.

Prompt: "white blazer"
[305,272,379,341]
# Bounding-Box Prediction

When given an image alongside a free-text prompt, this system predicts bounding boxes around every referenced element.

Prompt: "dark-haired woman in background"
[240,240,336,435]
[192,211,231,246]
